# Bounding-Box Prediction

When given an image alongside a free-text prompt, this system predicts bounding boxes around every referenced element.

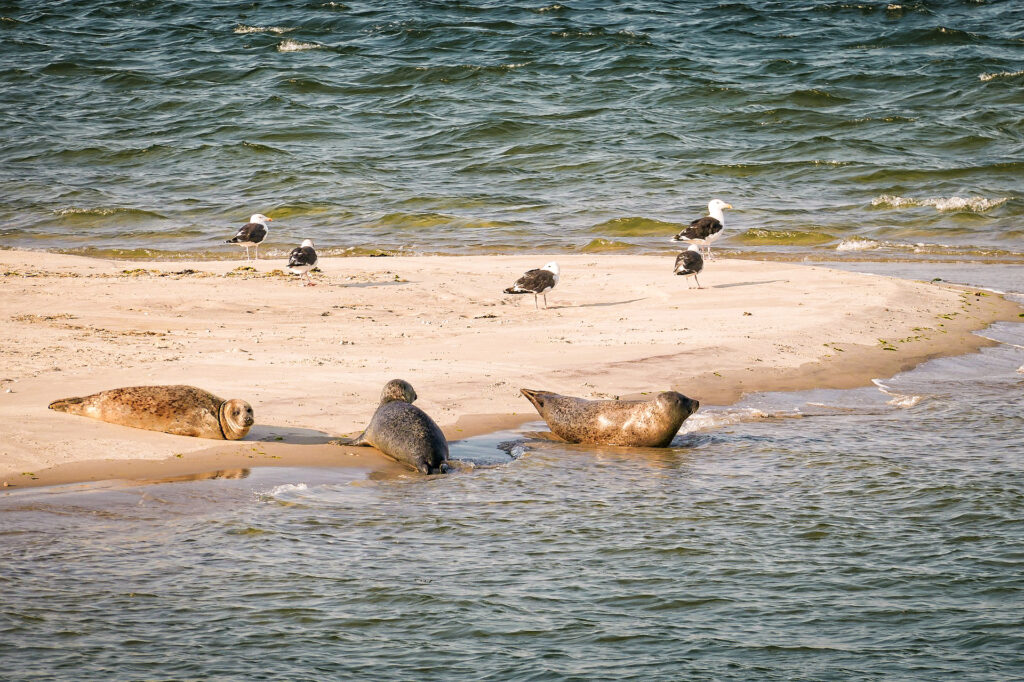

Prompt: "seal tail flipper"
[332,430,370,447]
[48,396,85,413]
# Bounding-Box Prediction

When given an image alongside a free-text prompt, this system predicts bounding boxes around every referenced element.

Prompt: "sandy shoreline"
[1,249,1019,488]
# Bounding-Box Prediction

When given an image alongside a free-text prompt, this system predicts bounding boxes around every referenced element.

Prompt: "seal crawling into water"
[49,385,254,440]
[520,388,699,448]
[334,379,450,474]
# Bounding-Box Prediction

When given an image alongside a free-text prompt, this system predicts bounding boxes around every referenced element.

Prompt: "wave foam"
[278,39,322,52]
[235,25,294,35]
[836,237,880,251]
[979,70,1024,82]
[871,194,1009,212]
[269,483,308,496]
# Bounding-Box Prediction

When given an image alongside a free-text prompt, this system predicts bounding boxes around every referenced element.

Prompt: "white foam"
[680,408,772,433]
[235,25,294,35]
[277,39,322,52]
[836,238,880,251]
[269,483,308,496]
[979,70,1024,82]
[871,194,1009,212]
[873,380,925,408]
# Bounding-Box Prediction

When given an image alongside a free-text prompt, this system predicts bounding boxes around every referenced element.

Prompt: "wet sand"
[1,249,1018,487]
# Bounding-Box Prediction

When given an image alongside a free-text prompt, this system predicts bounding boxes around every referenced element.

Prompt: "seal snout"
[519,388,545,409]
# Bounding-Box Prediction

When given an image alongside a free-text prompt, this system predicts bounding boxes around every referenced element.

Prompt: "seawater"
[1,265,1022,680]
[1,1,1022,260]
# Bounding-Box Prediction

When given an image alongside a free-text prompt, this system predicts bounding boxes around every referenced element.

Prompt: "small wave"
[871,195,1009,212]
[592,216,680,236]
[269,483,307,496]
[56,207,167,219]
[738,228,835,246]
[277,40,322,52]
[873,381,926,408]
[680,408,776,433]
[979,70,1024,82]
[580,238,635,253]
[836,238,881,251]
[534,4,568,12]
[235,25,294,35]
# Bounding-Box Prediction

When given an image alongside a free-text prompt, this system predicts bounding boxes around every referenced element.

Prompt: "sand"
[0,249,1018,488]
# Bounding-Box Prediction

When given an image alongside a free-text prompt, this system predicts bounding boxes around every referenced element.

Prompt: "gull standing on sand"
[504,262,559,309]
[287,239,318,286]
[674,244,705,289]
[226,213,272,261]
[672,199,732,259]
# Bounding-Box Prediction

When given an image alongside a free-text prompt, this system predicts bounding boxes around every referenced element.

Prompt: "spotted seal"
[48,385,254,440]
[334,379,449,474]
[520,388,699,447]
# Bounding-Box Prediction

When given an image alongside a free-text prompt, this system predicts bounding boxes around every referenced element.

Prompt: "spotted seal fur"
[334,379,449,474]
[520,388,699,447]
[49,385,254,439]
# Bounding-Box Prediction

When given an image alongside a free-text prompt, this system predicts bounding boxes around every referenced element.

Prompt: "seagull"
[504,262,559,309]
[674,244,705,289]
[226,213,272,260]
[287,239,318,286]
[672,199,732,259]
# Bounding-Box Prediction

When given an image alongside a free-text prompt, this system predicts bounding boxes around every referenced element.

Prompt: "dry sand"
[1,249,1018,487]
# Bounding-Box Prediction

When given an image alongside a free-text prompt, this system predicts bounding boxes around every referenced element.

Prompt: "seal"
[48,385,254,440]
[334,379,449,474]
[519,388,699,447]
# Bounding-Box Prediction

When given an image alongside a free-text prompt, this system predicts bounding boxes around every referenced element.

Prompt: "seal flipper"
[49,396,85,413]
[333,430,371,447]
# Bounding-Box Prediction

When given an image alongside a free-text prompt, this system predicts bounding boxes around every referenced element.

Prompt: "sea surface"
[1,264,1022,680]
[1,1,1022,261]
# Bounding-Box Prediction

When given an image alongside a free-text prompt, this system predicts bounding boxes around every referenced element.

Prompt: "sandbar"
[0,249,1018,488]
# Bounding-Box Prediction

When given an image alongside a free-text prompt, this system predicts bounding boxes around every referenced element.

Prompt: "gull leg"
[244,245,251,261]
[695,273,703,289]
[534,293,539,309]
[543,293,548,309]
[254,244,259,261]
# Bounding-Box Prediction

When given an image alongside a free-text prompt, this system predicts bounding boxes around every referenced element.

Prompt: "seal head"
[520,388,699,448]
[219,398,255,440]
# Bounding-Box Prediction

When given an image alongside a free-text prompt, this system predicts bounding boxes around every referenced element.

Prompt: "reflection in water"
[139,468,251,485]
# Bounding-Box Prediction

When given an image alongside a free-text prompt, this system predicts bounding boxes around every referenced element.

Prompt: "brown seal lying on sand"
[334,379,450,474]
[520,388,699,447]
[49,385,254,440]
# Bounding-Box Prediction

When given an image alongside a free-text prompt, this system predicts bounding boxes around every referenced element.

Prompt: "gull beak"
[724,203,733,209]
[267,217,273,221]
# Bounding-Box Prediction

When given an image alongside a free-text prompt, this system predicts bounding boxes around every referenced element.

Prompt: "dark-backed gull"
[226,213,272,260]
[287,239,318,286]
[674,244,704,289]
[504,261,559,309]
[672,199,732,259]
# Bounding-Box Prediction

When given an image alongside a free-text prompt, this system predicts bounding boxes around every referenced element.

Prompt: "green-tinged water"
[1,266,1023,680]
[0,1,1022,260]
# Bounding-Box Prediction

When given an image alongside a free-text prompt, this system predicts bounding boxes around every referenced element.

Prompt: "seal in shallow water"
[520,388,699,447]
[48,385,254,440]
[334,379,449,474]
